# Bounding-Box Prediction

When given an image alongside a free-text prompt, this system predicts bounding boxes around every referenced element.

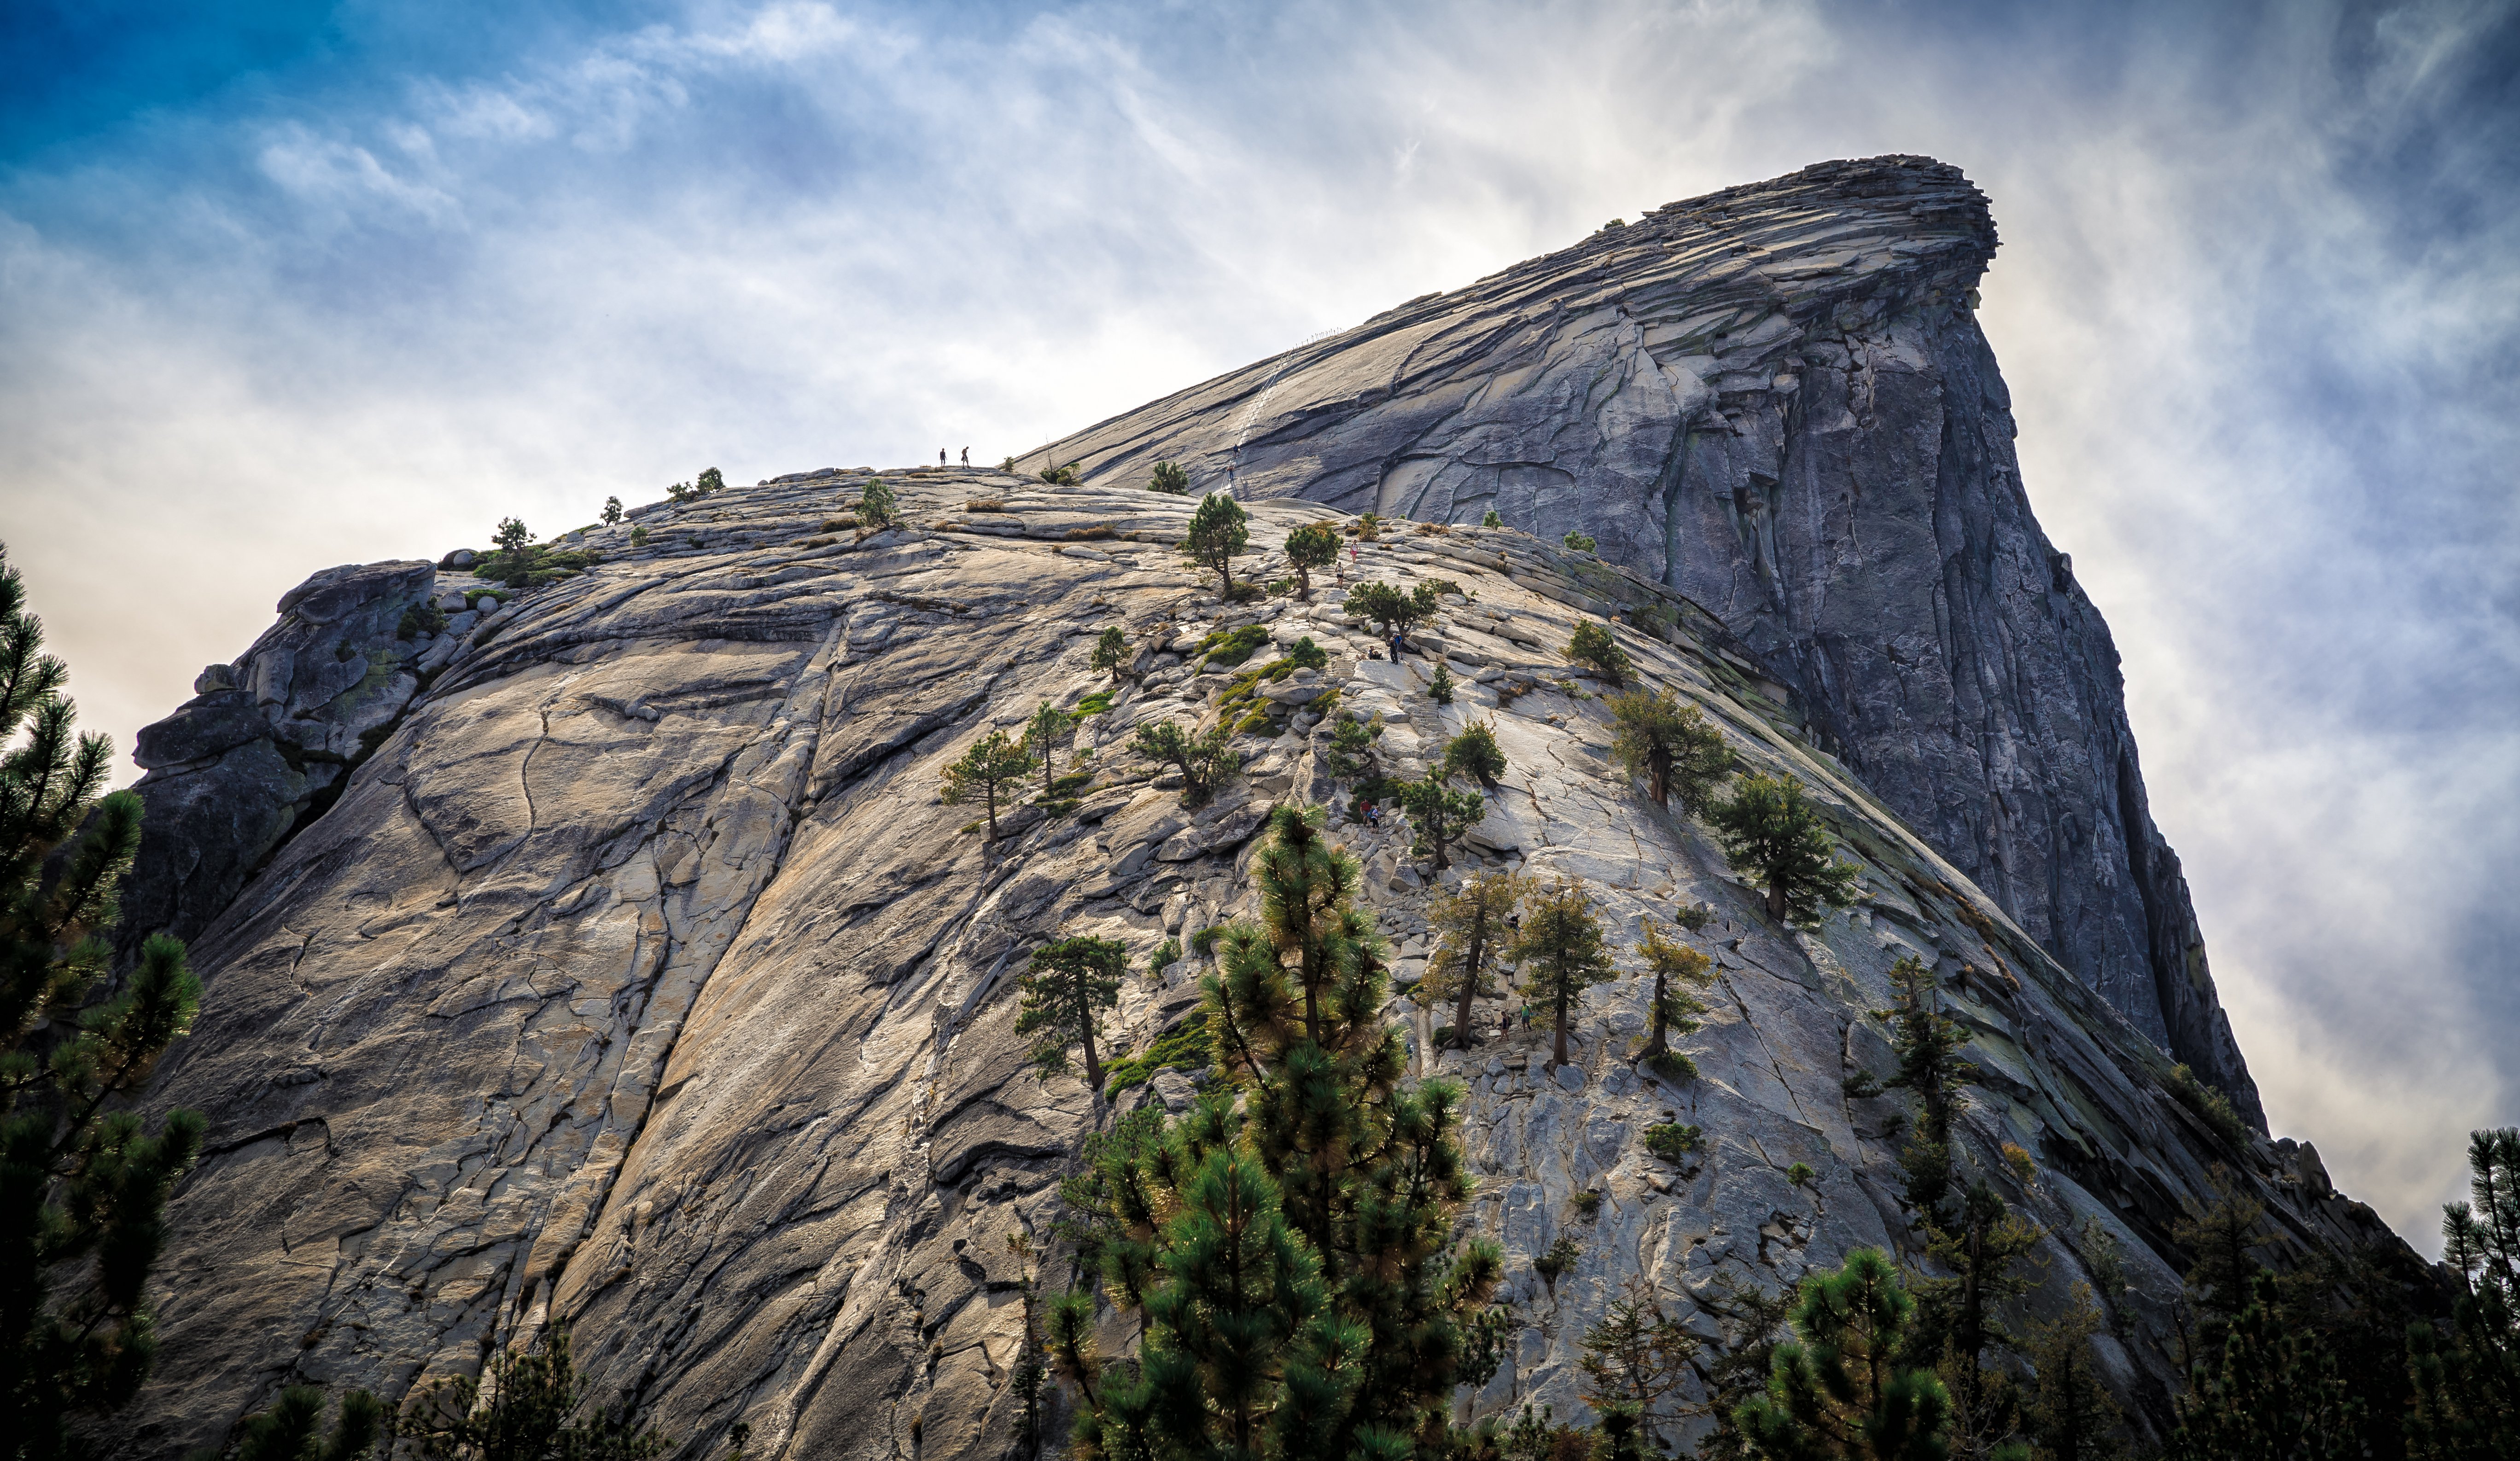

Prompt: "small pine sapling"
[1733,1250,1953,1461]
[1024,700,1072,799]
[1510,875,1618,1067]
[1282,521,1340,598]
[858,478,898,529]
[1563,530,1598,554]
[1440,719,1508,787]
[601,496,624,525]
[939,730,1034,841]
[1482,508,1504,528]
[1015,935,1126,1094]
[1566,619,1632,686]
[1609,687,1732,813]
[1039,460,1081,485]
[1393,774,1484,871]
[696,467,724,495]
[629,524,649,547]
[1708,773,1861,926]
[1428,661,1455,704]
[1580,1278,1702,1454]
[494,517,532,552]
[1091,626,1129,676]
[1182,492,1250,600]
[1148,460,1190,494]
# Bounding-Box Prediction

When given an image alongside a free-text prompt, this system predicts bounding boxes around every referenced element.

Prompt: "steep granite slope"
[1031,157,2258,1125]
[119,475,2407,1460]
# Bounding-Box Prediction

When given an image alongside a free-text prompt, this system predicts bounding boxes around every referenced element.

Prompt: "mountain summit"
[1035,156,2255,1126]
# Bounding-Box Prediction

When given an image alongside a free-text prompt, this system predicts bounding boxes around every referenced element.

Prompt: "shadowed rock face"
[113,476,2428,1461]
[1033,155,2260,1127]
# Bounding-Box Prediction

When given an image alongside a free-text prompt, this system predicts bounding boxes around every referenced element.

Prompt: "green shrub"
[1148,938,1183,977]
[629,524,649,546]
[1189,925,1223,957]
[1040,460,1082,486]
[494,517,531,552]
[1563,530,1597,554]
[1482,508,1504,528]
[1287,636,1329,670]
[1566,620,1632,686]
[1197,624,1272,670]
[858,478,898,529]
[1429,662,1455,704]
[398,601,448,639]
[1787,1162,1814,1187]
[1571,1190,1602,1219]
[1643,1123,1702,1164]
[2166,1063,2251,1149]
[1102,1021,1211,1099]
[1644,1050,1698,1083]
[1077,690,1115,716]
[1536,1234,1580,1285]
[1149,461,1190,495]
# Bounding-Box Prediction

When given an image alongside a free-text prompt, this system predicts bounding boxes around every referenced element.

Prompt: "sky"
[0,0,2512,1254]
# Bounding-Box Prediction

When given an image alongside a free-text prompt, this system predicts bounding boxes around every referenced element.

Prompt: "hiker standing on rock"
[939,448,947,466]
[960,447,969,466]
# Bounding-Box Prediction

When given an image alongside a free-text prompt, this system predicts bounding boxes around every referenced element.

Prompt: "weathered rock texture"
[1033,156,2260,1126]
[117,474,2415,1461]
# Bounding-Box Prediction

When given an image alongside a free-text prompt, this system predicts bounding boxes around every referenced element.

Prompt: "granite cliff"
[105,160,2418,1460]
[1032,156,2258,1128]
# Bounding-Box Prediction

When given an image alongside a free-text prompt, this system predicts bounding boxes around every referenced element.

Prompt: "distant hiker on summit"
[939,448,947,466]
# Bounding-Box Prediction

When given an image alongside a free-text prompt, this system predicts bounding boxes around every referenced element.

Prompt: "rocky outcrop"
[114,474,2419,1461]
[1032,156,2261,1127]
[123,561,440,949]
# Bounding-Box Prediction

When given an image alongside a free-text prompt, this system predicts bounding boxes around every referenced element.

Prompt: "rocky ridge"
[1031,156,2259,1126]
[118,472,2410,1460]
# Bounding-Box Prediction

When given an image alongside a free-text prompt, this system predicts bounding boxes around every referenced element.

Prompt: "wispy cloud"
[0,0,2511,1249]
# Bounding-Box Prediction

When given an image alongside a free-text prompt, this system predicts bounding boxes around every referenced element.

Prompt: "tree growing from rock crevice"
[1394,775,1483,872]
[1284,522,1340,598]
[1017,936,1126,1097]
[1091,626,1129,677]
[1346,580,1440,649]
[939,730,1033,840]
[399,1326,672,1461]
[1579,1278,1703,1452]
[1423,871,1526,1051]
[1184,492,1250,600]
[1024,700,1073,799]
[1566,620,1630,686]
[1610,687,1732,813]
[1,541,205,1460]
[1633,908,1715,1071]
[601,496,623,526]
[1709,773,1861,926]
[1508,875,1616,1068]
[494,517,532,552]
[1881,955,1976,1217]
[1128,719,1242,807]
[1440,721,1508,788]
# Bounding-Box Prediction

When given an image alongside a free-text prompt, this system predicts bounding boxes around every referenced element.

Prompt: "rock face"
[113,474,2421,1461]
[1032,156,2259,1127]
[123,560,439,950]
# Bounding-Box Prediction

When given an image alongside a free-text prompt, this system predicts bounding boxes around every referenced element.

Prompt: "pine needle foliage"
[939,730,1033,841]
[1049,807,1503,1460]
[1423,871,1527,1052]
[2020,1286,2126,1461]
[1393,776,1484,871]
[1733,1248,1954,1461]
[1507,877,1616,1068]
[1018,936,1127,1095]
[210,1386,384,1461]
[858,478,898,529]
[1577,1279,1702,1450]
[1708,774,1861,927]
[1,541,204,1461]
[2410,1128,2520,1457]
[1441,722,1508,788]
[1608,689,1732,813]
[1149,461,1191,495]
[1184,493,1251,600]
[1563,621,1630,686]
[1346,582,1441,646]
[1091,627,1131,676]
[1024,700,1073,799]
[1284,523,1341,598]
[400,1327,671,1461]
[1128,719,1242,807]
[1632,915,1715,1068]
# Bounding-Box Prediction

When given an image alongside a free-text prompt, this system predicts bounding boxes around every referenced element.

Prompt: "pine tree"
[2020,1286,2125,1461]
[1346,581,1441,649]
[858,477,898,529]
[1423,872,1526,1051]
[1128,719,1242,806]
[2169,1169,2271,1358]
[2407,1128,2520,1459]
[1481,509,1504,529]
[601,496,623,525]
[1149,461,1191,495]
[1441,722,1508,788]
[1912,1181,2043,1435]
[1051,807,1503,1458]
[1698,1275,1797,1461]
[2,542,204,1461]
[1508,876,1616,1068]
[1429,662,1456,704]
[1577,1278,1701,1450]
[216,1386,385,1461]
[1608,688,1732,813]
[1285,523,1341,598]
[1024,700,1072,799]
[1091,626,1130,676]
[399,1327,671,1460]
[1633,913,1714,1069]
[1734,1248,1954,1461]
[1564,622,1630,687]
[1185,492,1251,600]
[1393,775,1484,871]
[2164,1272,2360,1461]
[939,730,1033,840]
[1881,956,1974,1217]
[494,517,531,552]
[695,467,724,495]
[1708,774,1861,927]
[1017,936,1126,1097]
